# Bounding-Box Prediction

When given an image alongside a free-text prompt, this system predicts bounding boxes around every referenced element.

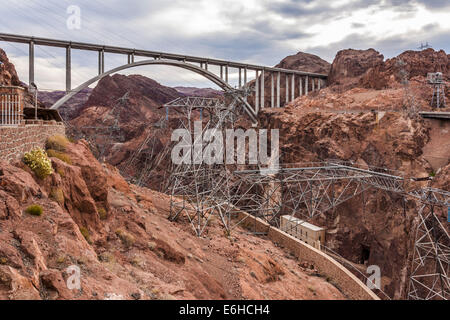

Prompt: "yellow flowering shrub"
[23,148,54,179]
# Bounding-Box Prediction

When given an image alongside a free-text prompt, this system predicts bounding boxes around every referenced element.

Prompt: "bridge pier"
[271,72,274,108]
[29,41,34,87]
[244,67,247,102]
[225,65,228,83]
[255,70,259,113]
[98,50,105,75]
[66,45,71,93]
[299,76,303,97]
[127,52,135,64]
[239,68,242,88]
[305,76,309,96]
[261,69,265,109]
[291,74,295,102]
[277,71,280,108]
[285,74,289,106]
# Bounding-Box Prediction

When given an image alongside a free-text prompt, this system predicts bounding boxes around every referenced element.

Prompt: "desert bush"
[25,204,44,216]
[56,168,65,177]
[46,135,69,152]
[50,188,65,206]
[97,206,107,220]
[47,149,72,164]
[115,229,135,247]
[79,226,91,243]
[56,256,66,264]
[23,148,53,179]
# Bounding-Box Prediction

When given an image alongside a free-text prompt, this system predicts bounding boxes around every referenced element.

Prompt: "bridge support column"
[225,65,228,83]
[255,70,259,113]
[285,74,289,106]
[220,66,223,80]
[29,41,34,87]
[239,68,242,88]
[261,69,265,109]
[98,50,105,75]
[271,72,274,108]
[305,76,309,96]
[127,53,135,64]
[66,45,71,93]
[244,67,247,102]
[299,76,303,96]
[291,73,295,102]
[205,61,208,70]
[277,71,280,108]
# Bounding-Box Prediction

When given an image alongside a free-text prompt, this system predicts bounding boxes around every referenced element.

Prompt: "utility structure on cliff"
[167,93,250,236]
[169,153,450,300]
[428,72,446,109]
[408,188,450,300]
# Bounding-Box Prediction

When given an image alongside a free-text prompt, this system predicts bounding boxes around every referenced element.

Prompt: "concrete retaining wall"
[237,211,380,300]
[0,122,65,162]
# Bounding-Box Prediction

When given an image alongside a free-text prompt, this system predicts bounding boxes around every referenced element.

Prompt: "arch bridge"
[0,33,328,122]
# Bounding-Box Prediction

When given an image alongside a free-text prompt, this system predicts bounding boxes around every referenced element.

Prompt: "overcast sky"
[0,0,449,90]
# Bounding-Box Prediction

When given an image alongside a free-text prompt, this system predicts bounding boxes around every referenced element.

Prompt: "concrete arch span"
[50,59,257,122]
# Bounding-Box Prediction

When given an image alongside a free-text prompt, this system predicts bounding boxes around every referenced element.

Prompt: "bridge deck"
[0,32,327,77]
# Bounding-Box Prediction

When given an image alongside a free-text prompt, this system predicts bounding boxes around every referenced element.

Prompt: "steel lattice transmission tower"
[428,72,446,109]
[167,92,249,236]
[408,188,450,300]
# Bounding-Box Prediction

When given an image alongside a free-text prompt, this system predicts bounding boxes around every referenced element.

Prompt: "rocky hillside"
[328,49,384,89]
[0,49,21,87]
[0,140,344,300]
[39,88,93,121]
[275,51,331,75]
[0,48,42,109]
[66,74,185,187]
[257,47,450,298]
[174,86,222,97]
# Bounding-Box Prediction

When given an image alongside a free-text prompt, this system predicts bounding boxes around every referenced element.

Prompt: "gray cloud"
[0,0,448,90]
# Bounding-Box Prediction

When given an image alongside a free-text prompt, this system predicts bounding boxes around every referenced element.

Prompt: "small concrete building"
[280,215,325,250]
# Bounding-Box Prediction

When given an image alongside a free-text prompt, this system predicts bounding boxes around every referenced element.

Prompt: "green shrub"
[46,135,69,152]
[25,204,44,216]
[98,207,107,220]
[23,148,53,179]
[47,149,72,164]
[79,226,91,243]
[50,188,65,206]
